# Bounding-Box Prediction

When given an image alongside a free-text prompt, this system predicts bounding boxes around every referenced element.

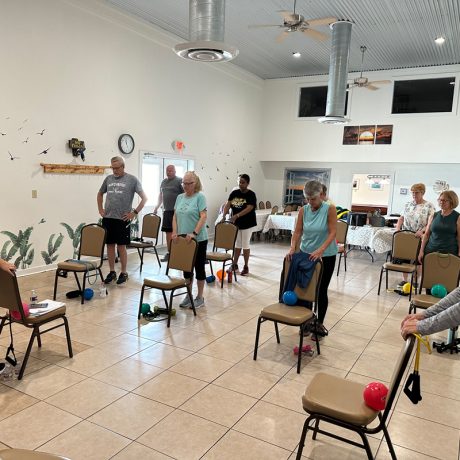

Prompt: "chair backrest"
[79,224,107,260]
[292,204,299,211]
[265,201,271,208]
[167,236,198,273]
[284,205,293,213]
[420,252,460,292]
[271,205,279,214]
[391,230,420,262]
[213,222,238,251]
[336,219,349,245]
[0,270,27,320]
[369,215,385,227]
[280,257,323,305]
[258,201,265,209]
[141,213,161,241]
[347,212,367,227]
[381,335,416,423]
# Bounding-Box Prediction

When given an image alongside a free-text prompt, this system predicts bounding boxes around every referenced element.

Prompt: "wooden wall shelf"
[40,163,111,174]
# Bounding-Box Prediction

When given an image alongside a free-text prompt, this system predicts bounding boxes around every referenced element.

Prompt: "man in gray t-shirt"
[97,156,147,285]
[153,165,183,261]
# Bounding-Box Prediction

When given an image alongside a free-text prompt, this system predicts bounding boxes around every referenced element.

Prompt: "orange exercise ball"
[216,269,226,281]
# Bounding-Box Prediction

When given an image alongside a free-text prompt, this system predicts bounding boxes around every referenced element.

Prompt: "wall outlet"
[32,190,38,198]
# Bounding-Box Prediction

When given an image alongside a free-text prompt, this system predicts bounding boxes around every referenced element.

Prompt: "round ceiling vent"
[318,116,349,125]
[174,40,238,62]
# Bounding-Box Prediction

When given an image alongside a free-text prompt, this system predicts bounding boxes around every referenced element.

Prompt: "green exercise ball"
[431,284,447,298]
[141,303,151,315]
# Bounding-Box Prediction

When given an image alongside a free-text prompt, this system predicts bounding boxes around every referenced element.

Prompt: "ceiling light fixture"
[292,52,301,58]
[366,174,391,185]
[435,36,445,45]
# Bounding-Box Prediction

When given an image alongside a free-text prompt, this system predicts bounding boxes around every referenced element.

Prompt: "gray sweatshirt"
[417,287,460,335]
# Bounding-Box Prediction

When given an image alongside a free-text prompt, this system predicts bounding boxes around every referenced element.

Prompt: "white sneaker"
[179,295,192,308]
[191,297,205,309]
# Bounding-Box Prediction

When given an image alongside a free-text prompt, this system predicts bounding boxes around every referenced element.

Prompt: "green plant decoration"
[61,222,86,258]
[1,240,19,262]
[1,227,35,269]
[41,233,64,264]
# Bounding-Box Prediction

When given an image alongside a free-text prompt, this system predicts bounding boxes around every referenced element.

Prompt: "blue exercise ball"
[83,288,94,300]
[431,284,447,298]
[282,290,298,306]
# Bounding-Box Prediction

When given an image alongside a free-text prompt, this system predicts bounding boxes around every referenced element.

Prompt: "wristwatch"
[133,209,138,215]
[192,230,198,236]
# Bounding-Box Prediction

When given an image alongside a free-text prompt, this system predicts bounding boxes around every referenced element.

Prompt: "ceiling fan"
[348,46,392,91]
[248,0,336,43]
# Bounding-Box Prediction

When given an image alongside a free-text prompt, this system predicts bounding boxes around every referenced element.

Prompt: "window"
[392,77,455,114]
[284,169,330,205]
[298,86,349,118]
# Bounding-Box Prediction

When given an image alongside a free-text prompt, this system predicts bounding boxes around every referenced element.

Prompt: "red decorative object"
[363,381,389,411]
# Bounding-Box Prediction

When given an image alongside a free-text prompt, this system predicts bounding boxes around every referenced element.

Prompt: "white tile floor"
[0,241,459,459]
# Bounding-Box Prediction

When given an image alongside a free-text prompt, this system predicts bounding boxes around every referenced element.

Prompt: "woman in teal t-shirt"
[172,171,208,309]
[288,180,337,337]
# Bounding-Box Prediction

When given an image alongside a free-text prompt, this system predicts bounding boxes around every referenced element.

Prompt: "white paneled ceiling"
[105,0,460,79]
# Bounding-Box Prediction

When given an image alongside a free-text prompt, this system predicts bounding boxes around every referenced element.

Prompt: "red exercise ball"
[11,302,30,321]
[363,381,389,411]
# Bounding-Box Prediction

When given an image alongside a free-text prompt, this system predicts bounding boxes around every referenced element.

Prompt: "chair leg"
[336,253,341,276]
[73,272,82,292]
[312,418,320,440]
[162,290,169,307]
[296,416,313,460]
[385,269,389,291]
[297,325,304,374]
[381,415,397,460]
[80,272,87,305]
[139,248,144,272]
[63,316,73,358]
[37,331,42,348]
[409,272,414,301]
[18,329,37,380]
[377,268,384,296]
[274,322,280,343]
[138,285,146,319]
[167,291,174,328]
[220,263,225,288]
[253,316,262,361]
[343,249,347,272]
[209,262,214,275]
[357,431,374,460]
[313,320,321,356]
[188,285,196,316]
[0,316,7,336]
[153,247,161,267]
[53,270,59,300]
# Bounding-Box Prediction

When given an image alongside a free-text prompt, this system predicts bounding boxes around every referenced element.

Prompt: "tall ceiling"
[105,0,460,79]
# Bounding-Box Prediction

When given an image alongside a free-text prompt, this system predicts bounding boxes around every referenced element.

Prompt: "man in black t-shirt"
[222,174,257,276]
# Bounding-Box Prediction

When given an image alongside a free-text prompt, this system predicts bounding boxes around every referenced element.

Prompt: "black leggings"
[184,240,208,281]
[317,255,336,323]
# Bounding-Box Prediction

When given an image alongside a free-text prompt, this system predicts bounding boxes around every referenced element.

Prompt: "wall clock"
[118,133,135,154]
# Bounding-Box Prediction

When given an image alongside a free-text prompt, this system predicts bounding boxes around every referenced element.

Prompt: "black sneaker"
[104,271,117,284]
[116,272,129,285]
[162,253,169,262]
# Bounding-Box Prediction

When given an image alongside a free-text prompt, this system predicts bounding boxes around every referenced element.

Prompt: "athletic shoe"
[240,265,249,276]
[104,271,117,284]
[116,272,129,285]
[179,295,192,308]
[162,253,169,262]
[191,297,205,309]
[312,323,329,339]
[227,264,239,274]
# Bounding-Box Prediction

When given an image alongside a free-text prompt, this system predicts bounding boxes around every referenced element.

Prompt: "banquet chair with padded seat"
[206,222,238,288]
[253,257,323,374]
[377,230,421,300]
[53,223,106,304]
[336,219,349,276]
[128,213,161,271]
[258,201,265,209]
[138,235,198,327]
[295,335,416,460]
[0,270,73,380]
[265,200,272,208]
[409,252,460,314]
[284,205,293,213]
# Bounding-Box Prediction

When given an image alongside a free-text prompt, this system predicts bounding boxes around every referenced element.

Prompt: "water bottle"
[227,270,233,283]
[99,282,107,298]
[30,289,38,306]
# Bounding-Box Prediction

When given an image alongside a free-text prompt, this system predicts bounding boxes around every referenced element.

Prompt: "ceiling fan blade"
[301,28,328,41]
[277,10,297,22]
[366,84,379,91]
[304,16,337,27]
[276,31,290,43]
[248,24,283,29]
[368,80,392,85]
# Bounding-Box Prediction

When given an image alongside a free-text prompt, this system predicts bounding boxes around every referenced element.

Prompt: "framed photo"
[400,187,408,195]
[352,179,359,190]
[358,125,376,145]
[375,125,393,144]
[343,126,359,145]
[369,182,383,190]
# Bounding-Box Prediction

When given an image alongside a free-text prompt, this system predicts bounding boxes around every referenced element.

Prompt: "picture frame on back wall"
[352,179,359,190]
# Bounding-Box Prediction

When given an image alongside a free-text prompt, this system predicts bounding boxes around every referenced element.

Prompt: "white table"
[262,212,299,233]
[214,209,271,233]
[346,226,395,261]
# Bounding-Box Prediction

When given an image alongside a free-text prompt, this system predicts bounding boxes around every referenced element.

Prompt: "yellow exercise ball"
[402,283,412,294]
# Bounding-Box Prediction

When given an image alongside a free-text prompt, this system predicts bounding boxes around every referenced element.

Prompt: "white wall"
[351,174,391,207]
[0,0,264,272]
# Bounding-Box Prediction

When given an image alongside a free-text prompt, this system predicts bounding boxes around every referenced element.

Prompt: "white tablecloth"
[214,209,271,233]
[262,212,299,233]
[346,226,395,254]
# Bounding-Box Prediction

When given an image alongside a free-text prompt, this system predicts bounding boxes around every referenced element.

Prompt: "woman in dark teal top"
[419,190,460,263]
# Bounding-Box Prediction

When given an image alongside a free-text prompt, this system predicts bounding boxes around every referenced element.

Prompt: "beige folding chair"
[206,222,238,288]
[336,219,349,276]
[0,270,72,380]
[284,205,293,213]
[253,258,323,374]
[138,236,198,327]
[258,201,266,209]
[53,224,106,304]
[409,252,460,314]
[128,213,161,271]
[377,231,421,300]
[295,335,416,460]
[265,200,272,208]
[271,205,279,214]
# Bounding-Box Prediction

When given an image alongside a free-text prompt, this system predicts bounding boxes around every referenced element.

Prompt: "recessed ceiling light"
[292,52,301,58]
[435,36,445,45]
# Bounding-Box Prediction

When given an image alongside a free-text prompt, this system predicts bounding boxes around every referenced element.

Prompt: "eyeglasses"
[182,181,195,186]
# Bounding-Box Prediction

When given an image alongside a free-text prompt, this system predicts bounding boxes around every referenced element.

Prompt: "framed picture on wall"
[358,125,376,145]
[375,125,393,144]
[352,179,359,190]
[343,126,359,145]
[369,182,383,190]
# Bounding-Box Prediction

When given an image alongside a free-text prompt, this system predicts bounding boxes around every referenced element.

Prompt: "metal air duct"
[174,0,238,62]
[318,20,353,124]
